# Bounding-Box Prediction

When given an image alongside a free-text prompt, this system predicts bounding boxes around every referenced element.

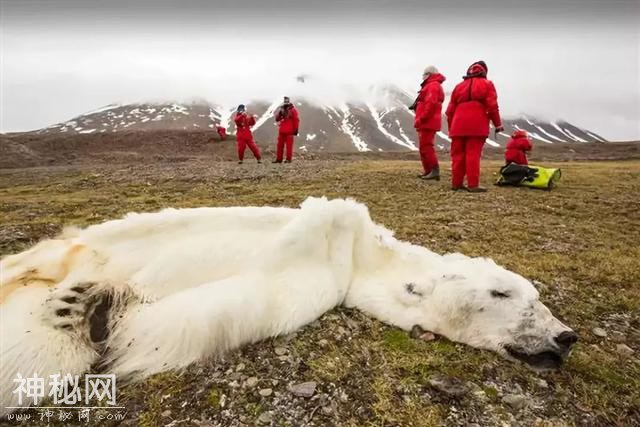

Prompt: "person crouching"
[234,104,262,164]
[411,65,445,181]
[505,129,532,165]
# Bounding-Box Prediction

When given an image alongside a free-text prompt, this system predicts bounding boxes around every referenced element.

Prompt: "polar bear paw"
[43,282,97,334]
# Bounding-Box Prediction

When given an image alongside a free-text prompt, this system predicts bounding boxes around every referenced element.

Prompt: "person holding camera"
[234,104,262,164]
[410,65,446,181]
[273,96,300,163]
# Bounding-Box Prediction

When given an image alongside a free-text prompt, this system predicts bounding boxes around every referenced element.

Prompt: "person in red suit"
[505,129,532,165]
[216,126,227,141]
[411,65,446,180]
[273,96,300,163]
[445,61,503,192]
[234,104,261,164]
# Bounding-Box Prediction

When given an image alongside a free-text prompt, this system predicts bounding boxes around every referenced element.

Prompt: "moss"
[383,329,416,352]
[208,387,221,408]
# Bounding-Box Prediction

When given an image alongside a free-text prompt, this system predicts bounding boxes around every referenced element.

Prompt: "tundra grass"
[0,159,638,426]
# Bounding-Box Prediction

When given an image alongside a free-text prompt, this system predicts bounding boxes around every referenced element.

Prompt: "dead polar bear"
[0,197,577,412]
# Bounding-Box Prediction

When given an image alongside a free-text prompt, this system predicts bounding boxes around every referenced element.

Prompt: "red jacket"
[505,135,532,165]
[446,76,502,137]
[275,104,300,135]
[234,113,256,138]
[414,73,446,131]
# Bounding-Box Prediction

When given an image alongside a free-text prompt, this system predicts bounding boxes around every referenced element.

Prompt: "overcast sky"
[1,0,639,140]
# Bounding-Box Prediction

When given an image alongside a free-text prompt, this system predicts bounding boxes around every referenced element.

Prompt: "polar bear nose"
[554,331,578,350]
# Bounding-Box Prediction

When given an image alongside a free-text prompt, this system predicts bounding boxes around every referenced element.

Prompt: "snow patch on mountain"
[339,105,370,152]
[563,128,587,142]
[366,103,416,151]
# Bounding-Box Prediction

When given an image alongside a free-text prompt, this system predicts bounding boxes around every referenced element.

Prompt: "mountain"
[33,85,607,152]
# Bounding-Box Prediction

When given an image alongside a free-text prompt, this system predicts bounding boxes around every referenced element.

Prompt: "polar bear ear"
[396,280,435,306]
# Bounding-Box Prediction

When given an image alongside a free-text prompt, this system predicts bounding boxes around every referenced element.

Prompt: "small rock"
[289,381,317,398]
[245,377,259,388]
[259,388,273,397]
[610,331,626,343]
[235,363,246,372]
[537,379,548,389]
[274,347,288,356]
[321,404,334,415]
[318,339,330,348]
[616,344,634,357]
[502,393,527,411]
[592,327,607,338]
[228,372,242,381]
[257,411,273,424]
[428,375,468,397]
[161,410,172,418]
[339,391,349,402]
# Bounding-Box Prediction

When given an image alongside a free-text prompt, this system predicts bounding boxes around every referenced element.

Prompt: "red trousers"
[450,137,485,188]
[276,133,295,162]
[418,130,439,173]
[237,135,261,161]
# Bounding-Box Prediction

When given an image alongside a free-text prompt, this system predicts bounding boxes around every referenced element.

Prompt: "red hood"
[463,64,487,79]
[424,73,446,85]
[511,129,528,139]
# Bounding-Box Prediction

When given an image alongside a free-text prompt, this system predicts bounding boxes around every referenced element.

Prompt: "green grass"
[1,159,639,425]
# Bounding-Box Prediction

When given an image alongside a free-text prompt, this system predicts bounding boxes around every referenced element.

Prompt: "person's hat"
[423,65,439,75]
[237,104,246,112]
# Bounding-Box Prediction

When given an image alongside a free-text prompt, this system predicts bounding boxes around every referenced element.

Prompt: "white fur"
[0,197,574,414]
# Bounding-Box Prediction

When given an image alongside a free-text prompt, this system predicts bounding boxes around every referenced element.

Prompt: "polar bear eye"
[490,290,511,299]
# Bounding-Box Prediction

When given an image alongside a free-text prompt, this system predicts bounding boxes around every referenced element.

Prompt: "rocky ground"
[1,157,639,426]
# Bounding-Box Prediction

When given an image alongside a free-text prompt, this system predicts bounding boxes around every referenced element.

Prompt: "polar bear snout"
[554,330,579,352]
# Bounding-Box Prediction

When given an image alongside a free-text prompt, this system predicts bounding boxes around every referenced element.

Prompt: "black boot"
[421,167,440,181]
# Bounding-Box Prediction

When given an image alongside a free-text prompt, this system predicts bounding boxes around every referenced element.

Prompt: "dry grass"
[1,159,639,426]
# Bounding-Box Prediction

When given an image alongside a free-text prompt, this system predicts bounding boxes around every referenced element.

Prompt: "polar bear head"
[395,252,578,369]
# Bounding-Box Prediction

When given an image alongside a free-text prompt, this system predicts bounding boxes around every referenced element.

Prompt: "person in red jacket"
[505,129,532,165]
[216,126,227,141]
[273,96,300,163]
[234,104,261,164]
[411,65,446,180]
[445,60,503,192]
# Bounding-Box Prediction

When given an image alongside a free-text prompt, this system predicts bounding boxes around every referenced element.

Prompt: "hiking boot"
[284,160,292,163]
[272,160,282,164]
[421,167,440,181]
[257,159,262,164]
[467,186,488,193]
[238,161,243,164]
[451,186,467,191]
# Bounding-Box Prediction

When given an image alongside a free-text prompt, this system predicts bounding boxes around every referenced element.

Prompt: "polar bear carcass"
[0,197,577,412]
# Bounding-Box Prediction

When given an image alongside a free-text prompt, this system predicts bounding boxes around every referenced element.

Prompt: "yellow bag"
[496,163,561,190]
